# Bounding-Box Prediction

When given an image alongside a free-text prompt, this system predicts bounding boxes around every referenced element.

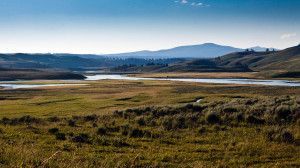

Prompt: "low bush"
[246,115,265,125]
[68,119,76,127]
[276,106,291,120]
[71,136,86,143]
[128,128,144,138]
[48,128,59,134]
[97,127,107,135]
[160,116,173,131]
[105,126,120,132]
[206,112,220,124]
[56,133,66,140]
[236,112,244,122]
[70,133,90,143]
[84,114,98,121]
[111,137,129,147]
[278,130,294,143]
[264,128,294,144]
[1,117,9,125]
[48,116,60,122]
[135,116,146,126]
[5,115,41,125]
[197,126,206,134]
[171,116,185,129]
[223,107,238,113]
[18,115,40,124]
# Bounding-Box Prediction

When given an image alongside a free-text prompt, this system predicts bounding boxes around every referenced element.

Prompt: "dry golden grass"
[0,79,300,167]
[1,79,300,118]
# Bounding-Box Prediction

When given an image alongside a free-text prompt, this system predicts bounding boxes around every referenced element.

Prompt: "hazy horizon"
[0,0,299,54]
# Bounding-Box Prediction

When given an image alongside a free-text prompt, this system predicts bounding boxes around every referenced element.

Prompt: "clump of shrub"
[246,115,265,125]
[171,116,185,129]
[68,132,74,137]
[128,128,144,138]
[18,115,40,124]
[120,124,130,136]
[84,114,98,121]
[135,116,146,126]
[105,125,120,132]
[48,128,59,134]
[279,130,294,143]
[159,115,187,130]
[236,112,244,122]
[68,119,76,127]
[97,127,107,135]
[1,117,9,125]
[48,116,60,122]
[264,128,294,143]
[160,116,173,131]
[128,128,152,138]
[223,107,238,113]
[2,115,41,125]
[197,126,206,135]
[71,133,90,143]
[56,133,66,140]
[113,110,123,117]
[275,105,291,120]
[111,137,129,147]
[206,112,220,124]
[0,128,3,134]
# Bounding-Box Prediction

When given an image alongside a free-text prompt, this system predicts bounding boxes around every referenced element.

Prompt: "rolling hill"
[0,53,186,70]
[0,67,85,81]
[214,44,300,71]
[110,44,300,77]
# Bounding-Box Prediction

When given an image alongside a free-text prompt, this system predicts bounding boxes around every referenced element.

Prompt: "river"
[0,74,300,89]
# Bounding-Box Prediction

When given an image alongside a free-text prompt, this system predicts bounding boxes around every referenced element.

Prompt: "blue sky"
[0,0,299,54]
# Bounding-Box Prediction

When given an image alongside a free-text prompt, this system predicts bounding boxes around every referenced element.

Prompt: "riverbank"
[123,72,300,80]
[126,72,262,79]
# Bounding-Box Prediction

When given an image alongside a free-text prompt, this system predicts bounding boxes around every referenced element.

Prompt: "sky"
[0,0,299,54]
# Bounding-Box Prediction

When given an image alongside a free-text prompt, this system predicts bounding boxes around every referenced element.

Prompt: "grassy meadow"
[0,79,299,167]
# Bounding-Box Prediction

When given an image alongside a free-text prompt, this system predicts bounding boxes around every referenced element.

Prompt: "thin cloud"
[281,33,297,39]
[175,0,188,4]
[182,0,188,3]
[176,1,210,7]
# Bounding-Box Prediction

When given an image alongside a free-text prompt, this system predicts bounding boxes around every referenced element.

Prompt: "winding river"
[85,74,300,87]
[0,74,300,89]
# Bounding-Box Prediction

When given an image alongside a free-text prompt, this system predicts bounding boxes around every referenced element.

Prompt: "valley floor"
[0,79,299,167]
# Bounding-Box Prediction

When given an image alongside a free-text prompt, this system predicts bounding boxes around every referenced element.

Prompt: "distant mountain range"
[2,43,277,60]
[0,43,279,70]
[102,43,277,59]
[110,44,300,78]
